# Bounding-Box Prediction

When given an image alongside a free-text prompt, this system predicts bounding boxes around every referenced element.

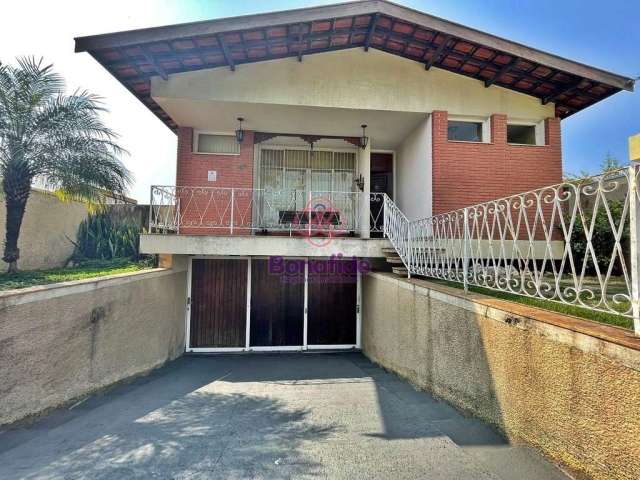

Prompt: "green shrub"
[568,199,628,276]
[72,213,143,261]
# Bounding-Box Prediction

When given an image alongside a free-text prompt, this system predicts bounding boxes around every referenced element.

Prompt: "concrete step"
[392,266,408,277]
[385,256,404,265]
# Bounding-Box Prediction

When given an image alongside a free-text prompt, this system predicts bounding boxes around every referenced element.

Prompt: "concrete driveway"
[0,353,568,479]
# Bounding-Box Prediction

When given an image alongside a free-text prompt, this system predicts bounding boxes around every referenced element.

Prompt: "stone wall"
[0,266,187,426]
[362,272,640,480]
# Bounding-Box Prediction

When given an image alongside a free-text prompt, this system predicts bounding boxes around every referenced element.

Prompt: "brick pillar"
[490,114,507,144]
[176,127,193,186]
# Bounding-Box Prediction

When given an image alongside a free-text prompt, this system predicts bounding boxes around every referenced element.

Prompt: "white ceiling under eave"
[152,97,427,150]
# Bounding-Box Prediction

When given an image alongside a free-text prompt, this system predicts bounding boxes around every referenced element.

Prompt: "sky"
[2,0,639,201]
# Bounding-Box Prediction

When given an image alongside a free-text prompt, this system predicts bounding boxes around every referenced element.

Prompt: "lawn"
[0,258,154,292]
[429,278,633,330]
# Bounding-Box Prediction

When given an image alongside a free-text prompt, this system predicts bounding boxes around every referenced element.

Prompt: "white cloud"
[1,0,188,202]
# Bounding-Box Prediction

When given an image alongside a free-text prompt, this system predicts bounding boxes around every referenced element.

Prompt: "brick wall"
[431,111,562,215]
[176,127,254,234]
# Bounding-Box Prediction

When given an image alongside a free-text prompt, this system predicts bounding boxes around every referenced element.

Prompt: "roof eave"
[74,0,634,92]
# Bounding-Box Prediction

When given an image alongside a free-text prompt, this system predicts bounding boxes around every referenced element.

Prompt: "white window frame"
[506,119,546,146]
[447,115,491,144]
[256,144,358,191]
[193,130,241,156]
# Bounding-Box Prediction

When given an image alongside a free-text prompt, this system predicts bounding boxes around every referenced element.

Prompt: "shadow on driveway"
[0,353,567,479]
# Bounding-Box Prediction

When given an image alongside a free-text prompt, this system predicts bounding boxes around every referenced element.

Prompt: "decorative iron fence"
[149,186,385,236]
[384,164,640,335]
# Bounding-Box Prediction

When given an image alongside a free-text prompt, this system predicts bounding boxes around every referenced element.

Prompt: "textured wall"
[0,268,187,426]
[0,189,88,271]
[431,111,562,214]
[362,272,640,480]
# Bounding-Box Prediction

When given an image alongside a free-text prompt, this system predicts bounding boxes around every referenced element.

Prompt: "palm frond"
[0,56,132,198]
[0,56,133,269]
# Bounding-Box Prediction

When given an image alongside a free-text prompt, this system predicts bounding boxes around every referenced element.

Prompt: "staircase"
[379,195,412,278]
[381,247,408,277]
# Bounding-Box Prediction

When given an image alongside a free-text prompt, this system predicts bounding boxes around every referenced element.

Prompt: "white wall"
[396,115,432,220]
[153,49,555,121]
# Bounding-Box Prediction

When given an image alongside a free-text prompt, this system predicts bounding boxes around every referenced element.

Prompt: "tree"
[564,152,624,181]
[600,152,622,172]
[0,57,132,273]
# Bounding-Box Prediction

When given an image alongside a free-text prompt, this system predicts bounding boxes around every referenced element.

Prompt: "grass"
[428,278,633,330]
[0,257,155,292]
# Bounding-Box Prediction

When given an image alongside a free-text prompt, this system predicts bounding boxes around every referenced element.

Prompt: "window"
[507,124,537,145]
[258,147,357,227]
[448,120,483,142]
[196,134,240,154]
[506,121,545,145]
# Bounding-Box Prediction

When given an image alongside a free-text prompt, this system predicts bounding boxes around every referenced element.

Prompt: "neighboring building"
[75,0,634,353]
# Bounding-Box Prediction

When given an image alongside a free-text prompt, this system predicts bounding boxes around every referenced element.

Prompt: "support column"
[629,133,640,335]
[358,140,371,239]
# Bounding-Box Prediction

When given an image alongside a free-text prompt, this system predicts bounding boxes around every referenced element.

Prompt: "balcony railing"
[149,186,385,236]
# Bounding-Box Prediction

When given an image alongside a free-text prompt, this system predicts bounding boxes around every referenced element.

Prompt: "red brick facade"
[431,111,562,215]
[176,127,254,189]
[176,127,254,234]
[173,115,562,234]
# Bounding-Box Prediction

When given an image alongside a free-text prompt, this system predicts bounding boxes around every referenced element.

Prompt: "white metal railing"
[384,164,640,335]
[149,186,386,236]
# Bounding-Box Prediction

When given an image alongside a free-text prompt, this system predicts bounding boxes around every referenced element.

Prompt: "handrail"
[381,165,640,335]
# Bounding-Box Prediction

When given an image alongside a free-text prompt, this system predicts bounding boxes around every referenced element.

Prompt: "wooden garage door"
[190,259,247,348]
[250,259,304,347]
[307,259,357,345]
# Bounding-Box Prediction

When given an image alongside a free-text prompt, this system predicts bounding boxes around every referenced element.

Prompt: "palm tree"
[0,57,132,273]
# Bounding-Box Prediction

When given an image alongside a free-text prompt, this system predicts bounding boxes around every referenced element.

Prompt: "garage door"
[187,257,359,352]
[189,258,248,348]
[250,258,304,348]
[307,258,357,346]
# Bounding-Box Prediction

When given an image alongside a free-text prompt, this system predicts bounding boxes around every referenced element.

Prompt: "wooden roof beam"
[297,23,305,61]
[484,57,518,87]
[217,34,235,71]
[364,13,379,51]
[74,1,633,92]
[141,46,168,80]
[424,34,451,70]
[542,78,583,105]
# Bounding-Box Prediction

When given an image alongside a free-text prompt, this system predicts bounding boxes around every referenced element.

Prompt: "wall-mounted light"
[359,124,368,150]
[235,117,245,144]
[354,173,365,191]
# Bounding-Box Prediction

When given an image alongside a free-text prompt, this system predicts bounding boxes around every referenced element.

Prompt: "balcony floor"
[140,233,390,258]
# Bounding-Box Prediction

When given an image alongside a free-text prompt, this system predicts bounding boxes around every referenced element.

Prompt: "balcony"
[142,186,390,258]
[148,186,385,237]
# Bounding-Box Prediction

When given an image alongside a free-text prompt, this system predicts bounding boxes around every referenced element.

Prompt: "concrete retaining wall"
[362,272,640,480]
[0,266,187,426]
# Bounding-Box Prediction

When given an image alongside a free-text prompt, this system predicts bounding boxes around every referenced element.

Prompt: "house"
[75,0,634,353]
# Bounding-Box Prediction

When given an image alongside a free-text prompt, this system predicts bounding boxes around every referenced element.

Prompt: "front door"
[370,152,393,237]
